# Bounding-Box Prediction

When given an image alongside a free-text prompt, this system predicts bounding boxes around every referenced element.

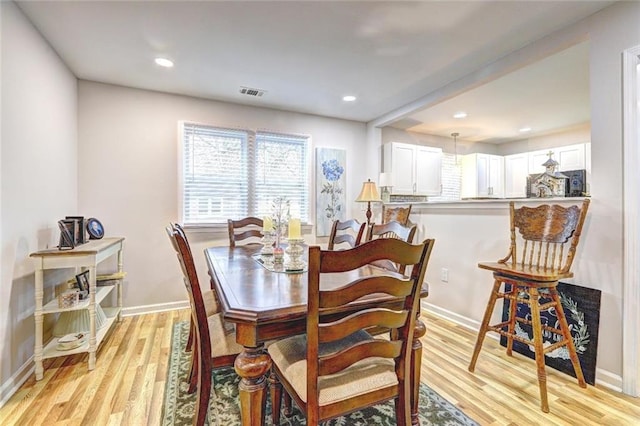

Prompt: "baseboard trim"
[422,301,481,333]
[121,300,189,317]
[421,301,624,393]
[0,356,35,409]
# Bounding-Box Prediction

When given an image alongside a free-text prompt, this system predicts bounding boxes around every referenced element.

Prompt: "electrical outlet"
[440,268,449,282]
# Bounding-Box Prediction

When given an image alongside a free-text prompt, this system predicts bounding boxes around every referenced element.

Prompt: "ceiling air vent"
[239,86,266,97]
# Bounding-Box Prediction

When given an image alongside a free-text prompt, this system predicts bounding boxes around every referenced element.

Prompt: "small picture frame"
[65,216,86,244]
[58,220,75,250]
[86,218,104,240]
[75,270,90,299]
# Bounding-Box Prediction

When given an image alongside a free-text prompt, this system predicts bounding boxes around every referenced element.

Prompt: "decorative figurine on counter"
[530,151,568,197]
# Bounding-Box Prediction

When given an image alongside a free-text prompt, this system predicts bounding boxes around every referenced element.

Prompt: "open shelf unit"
[30,237,125,380]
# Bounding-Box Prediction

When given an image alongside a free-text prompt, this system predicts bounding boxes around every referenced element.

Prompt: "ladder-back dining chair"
[468,199,590,413]
[169,224,221,392]
[167,224,243,426]
[227,217,264,247]
[268,238,435,426]
[366,220,417,274]
[327,218,365,250]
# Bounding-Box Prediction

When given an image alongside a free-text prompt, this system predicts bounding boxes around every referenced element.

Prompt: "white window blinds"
[181,123,309,224]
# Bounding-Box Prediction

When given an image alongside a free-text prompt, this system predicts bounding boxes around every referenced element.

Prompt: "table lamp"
[355,178,381,225]
[379,172,393,203]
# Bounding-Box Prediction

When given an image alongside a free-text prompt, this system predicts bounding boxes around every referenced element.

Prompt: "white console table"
[30,237,125,380]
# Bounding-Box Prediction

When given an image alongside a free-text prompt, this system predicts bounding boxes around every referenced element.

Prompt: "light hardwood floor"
[1,310,638,425]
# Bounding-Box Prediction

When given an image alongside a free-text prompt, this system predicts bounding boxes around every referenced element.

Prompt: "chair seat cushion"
[203,289,220,316]
[478,261,573,283]
[208,313,243,357]
[268,331,397,405]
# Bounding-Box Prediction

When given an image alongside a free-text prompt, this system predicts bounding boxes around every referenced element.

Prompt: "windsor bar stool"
[468,199,590,413]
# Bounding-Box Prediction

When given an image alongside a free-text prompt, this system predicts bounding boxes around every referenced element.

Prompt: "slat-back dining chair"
[268,238,435,426]
[167,224,243,426]
[327,218,365,250]
[366,220,417,274]
[468,199,590,413]
[227,217,264,247]
[168,223,221,393]
[382,204,412,226]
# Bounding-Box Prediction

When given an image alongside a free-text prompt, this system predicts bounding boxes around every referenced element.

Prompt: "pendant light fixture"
[451,132,460,164]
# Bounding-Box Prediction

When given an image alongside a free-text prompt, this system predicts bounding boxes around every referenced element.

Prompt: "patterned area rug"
[162,321,478,426]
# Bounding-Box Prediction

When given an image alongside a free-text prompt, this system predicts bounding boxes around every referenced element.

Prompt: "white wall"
[77,81,367,309]
[0,1,78,402]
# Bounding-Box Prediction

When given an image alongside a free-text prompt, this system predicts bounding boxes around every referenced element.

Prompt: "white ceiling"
[16,1,611,135]
[398,41,591,143]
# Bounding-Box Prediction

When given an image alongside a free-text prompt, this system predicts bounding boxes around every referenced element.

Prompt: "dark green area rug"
[162,321,479,425]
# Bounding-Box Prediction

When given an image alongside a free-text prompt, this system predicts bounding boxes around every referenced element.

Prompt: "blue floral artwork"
[316,148,346,236]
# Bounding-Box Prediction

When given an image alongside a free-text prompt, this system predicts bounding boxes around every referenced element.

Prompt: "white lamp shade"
[355,179,381,202]
[379,172,393,188]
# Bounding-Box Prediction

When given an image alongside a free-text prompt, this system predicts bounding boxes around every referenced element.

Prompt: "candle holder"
[284,238,305,271]
[273,246,285,265]
[261,231,275,256]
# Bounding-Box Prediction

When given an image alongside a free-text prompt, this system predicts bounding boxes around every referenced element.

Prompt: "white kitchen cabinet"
[504,153,529,198]
[383,142,442,196]
[528,143,587,173]
[461,153,504,198]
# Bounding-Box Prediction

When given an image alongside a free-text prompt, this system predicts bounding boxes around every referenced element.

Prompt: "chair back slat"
[318,340,403,376]
[227,217,263,247]
[366,220,417,243]
[327,219,365,250]
[507,200,589,273]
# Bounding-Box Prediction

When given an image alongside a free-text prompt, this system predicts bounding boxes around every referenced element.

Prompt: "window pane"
[255,133,309,222]
[182,124,248,223]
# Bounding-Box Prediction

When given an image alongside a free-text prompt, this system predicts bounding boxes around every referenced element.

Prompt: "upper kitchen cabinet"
[528,143,588,173]
[504,153,529,198]
[383,142,442,196]
[461,153,504,198]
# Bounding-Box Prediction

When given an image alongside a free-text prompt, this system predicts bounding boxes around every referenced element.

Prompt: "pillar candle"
[263,216,273,232]
[288,218,301,239]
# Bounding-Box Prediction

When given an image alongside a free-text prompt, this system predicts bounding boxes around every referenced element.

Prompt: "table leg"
[234,345,272,426]
[411,316,426,426]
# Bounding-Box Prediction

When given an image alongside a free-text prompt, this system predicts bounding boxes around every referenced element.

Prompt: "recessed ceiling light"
[453,112,467,119]
[519,127,532,132]
[154,57,174,68]
[342,95,357,102]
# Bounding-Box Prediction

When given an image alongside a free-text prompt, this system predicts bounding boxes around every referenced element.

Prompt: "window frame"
[178,121,312,230]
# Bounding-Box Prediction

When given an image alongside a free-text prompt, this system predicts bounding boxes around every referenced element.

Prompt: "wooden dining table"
[205,244,428,426]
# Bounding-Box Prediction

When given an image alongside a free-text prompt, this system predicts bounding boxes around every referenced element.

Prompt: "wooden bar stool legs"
[468,278,502,372]
[468,275,587,413]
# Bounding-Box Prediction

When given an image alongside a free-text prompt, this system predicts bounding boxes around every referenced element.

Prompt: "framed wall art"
[500,281,602,385]
[316,148,346,236]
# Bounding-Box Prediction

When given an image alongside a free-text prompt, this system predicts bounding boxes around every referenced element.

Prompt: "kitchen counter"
[383,196,590,210]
